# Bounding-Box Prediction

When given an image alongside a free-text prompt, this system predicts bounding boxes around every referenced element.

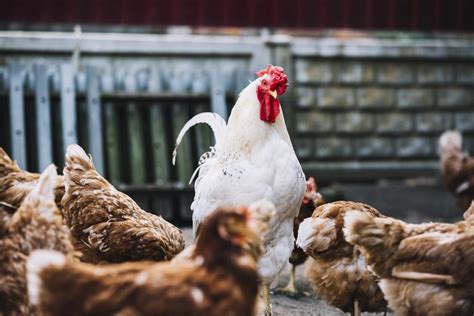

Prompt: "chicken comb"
[256,64,289,95]
[303,177,317,204]
[308,177,317,191]
[256,64,283,77]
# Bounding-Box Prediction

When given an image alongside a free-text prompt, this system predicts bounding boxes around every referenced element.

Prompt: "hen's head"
[255,65,289,124]
[195,201,274,262]
[303,177,324,206]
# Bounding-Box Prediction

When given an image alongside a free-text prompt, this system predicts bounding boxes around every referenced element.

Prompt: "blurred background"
[0,0,473,225]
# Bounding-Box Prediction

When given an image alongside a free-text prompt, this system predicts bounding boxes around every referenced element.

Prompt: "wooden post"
[104,103,121,183]
[148,68,169,184]
[148,68,175,219]
[169,69,193,185]
[60,64,77,157]
[172,104,193,184]
[192,71,212,161]
[35,64,53,171]
[249,40,272,73]
[8,62,26,169]
[210,69,228,119]
[124,72,146,184]
[150,105,170,183]
[101,72,121,183]
[86,66,105,174]
[272,36,296,137]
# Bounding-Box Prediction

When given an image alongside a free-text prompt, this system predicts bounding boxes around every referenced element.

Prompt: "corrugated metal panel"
[0,0,473,31]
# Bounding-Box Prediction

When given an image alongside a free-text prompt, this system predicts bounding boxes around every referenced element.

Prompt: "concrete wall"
[290,39,474,184]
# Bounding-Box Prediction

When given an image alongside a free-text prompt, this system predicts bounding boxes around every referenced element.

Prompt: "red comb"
[256,65,273,77]
[307,177,317,192]
[303,177,317,204]
[256,64,288,95]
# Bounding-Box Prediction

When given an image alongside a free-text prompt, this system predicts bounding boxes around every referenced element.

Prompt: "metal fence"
[0,32,281,224]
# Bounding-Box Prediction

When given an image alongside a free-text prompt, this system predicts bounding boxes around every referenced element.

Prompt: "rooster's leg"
[280,265,296,294]
[261,283,272,316]
[352,299,360,316]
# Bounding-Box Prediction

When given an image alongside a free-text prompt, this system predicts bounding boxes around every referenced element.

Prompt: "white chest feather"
[188,78,306,284]
[192,127,305,284]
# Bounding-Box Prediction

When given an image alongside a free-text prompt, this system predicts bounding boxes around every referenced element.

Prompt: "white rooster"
[173,65,305,315]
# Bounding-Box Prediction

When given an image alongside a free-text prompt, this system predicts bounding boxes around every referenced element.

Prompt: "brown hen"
[439,130,474,211]
[296,201,387,316]
[0,147,65,209]
[27,202,274,316]
[61,144,184,263]
[0,165,74,315]
[344,202,474,315]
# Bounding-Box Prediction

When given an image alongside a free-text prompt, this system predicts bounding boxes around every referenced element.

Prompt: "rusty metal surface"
[0,0,473,31]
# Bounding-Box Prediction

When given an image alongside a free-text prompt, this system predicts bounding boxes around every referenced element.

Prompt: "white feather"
[455,181,470,195]
[180,75,306,286]
[172,112,227,166]
[296,218,315,252]
[191,287,204,304]
[27,250,66,305]
[22,164,58,220]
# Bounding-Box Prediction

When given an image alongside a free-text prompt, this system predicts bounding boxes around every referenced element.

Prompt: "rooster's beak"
[268,90,277,99]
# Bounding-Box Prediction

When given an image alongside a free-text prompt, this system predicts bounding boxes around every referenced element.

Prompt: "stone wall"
[289,40,474,183]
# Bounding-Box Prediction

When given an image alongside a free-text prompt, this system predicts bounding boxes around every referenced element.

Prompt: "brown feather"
[62,145,185,263]
[345,204,474,315]
[0,166,74,315]
[0,202,16,238]
[0,147,65,209]
[30,206,267,316]
[303,201,387,314]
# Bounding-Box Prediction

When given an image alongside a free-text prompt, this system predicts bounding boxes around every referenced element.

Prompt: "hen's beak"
[268,90,277,99]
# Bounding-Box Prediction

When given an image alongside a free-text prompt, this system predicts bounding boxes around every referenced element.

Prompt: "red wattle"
[259,93,280,123]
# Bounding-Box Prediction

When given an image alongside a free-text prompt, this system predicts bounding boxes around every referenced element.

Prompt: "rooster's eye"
[262,79,268,86]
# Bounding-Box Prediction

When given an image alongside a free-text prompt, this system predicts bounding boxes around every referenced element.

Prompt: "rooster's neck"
[221,86,294,156]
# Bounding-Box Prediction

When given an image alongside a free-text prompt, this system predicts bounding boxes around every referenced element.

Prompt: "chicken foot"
[261,283,272,316]
[352,299,360,316]
[279,265,296,294]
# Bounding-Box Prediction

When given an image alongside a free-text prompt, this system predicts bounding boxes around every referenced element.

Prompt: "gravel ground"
[182,228,390,316]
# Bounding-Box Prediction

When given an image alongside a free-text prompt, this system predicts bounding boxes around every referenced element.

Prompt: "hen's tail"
[0,147,21,177]
[22,164,59,220]
[344,211,406,277]
[172,112,226,165]
[65,144,94,171]
[296,217,336,255]
[344,211,388,248]
[27,249,67,305]
[64,145,108,192]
